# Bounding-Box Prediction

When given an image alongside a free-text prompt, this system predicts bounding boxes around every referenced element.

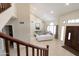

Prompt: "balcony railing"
[0,32,49,56]
[0,3,11,13]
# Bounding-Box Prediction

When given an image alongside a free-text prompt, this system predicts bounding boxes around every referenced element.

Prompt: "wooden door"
[65,26,79,51]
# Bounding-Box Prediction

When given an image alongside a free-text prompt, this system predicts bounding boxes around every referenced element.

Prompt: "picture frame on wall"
[35,23,40,30]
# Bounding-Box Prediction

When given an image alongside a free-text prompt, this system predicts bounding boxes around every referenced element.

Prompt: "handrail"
[0,32,49,56]
[0,32,47,50]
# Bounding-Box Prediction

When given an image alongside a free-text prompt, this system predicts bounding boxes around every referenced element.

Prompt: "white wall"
[59,10,79,41]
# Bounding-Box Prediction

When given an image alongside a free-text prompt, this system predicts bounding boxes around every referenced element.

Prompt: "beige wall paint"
[15,4,31,42]
[30,14,44,31]
[5,18,19,38]
[0,4,16,31]
[58,10,79,41]
[1,3,31,47]
[30,14,45,39]
[30,13,58,40]
[4,4,47,43]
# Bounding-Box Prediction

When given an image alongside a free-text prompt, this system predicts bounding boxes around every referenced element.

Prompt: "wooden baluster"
[3,4,5,10]
[1,4,3,12]
[46,45,49,56]
[4,4,6,9]
[43,50,44,56]
[32,47,35,56]
[2,3,6,10]
[4,3,6,10]
[16,43,20,56]
[26,46,28,56]
[45,50,47,56]
[0,3,2,13]
[43,50,45,56]
[37,48,39,56]
[0,3,11,13]
[1,3,3,11]
[4,40,10,56]
[1,3,4,11]
[40,49,42,56]
[6,4,9,8]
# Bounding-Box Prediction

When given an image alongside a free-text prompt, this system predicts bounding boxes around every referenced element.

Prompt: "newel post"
[46,45,49,56]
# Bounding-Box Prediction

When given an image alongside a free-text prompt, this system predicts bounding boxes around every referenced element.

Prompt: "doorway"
[2,25,14,48]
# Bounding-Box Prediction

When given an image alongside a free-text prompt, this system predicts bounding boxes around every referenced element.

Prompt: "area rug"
[62,45,79,56]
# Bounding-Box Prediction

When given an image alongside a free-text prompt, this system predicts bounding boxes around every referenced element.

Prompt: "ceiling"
[31,3,79,22]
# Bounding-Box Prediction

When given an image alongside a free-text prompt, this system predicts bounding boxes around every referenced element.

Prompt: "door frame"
[2,25,14,48]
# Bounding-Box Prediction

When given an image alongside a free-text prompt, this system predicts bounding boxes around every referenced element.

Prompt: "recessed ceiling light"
[50,11,54,14]
[43,14,47,18]
[66,3,69,6]
[32,7,37,10]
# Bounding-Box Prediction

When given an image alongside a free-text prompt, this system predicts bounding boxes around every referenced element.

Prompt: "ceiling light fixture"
[32,7,37,11]
[50,11,54,14]
[66,3,69,6]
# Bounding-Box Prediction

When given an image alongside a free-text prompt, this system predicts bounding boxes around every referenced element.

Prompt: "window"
[75,19,79,23]
[63,19,79,24]
[67,19,79,24]
[47,23,56,34]
[68,19,75,23]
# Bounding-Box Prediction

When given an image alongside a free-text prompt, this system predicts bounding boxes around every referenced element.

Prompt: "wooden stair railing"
[0,32,49,56]
[0,3,11,13]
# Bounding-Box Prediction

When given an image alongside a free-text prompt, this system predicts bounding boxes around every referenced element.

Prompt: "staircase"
[0,3,49,56]
[0,3,15,55]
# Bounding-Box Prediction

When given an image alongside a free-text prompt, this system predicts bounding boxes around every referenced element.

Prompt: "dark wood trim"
[0,32,47,50]
[4,40,10,56]
[0,3,11,13]
[32,47,35,56]
[46,45,49,56]
[37,49,39,56]
[43,50,45,56]
[0,32,49,56]
[16,43,20,56]
[40,49,42,56]
[26,46,28,56]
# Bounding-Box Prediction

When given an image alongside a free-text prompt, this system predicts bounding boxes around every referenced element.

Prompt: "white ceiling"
[31,3,79,22]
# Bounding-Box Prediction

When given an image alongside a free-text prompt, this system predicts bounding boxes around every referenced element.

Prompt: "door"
[7,25,14,48]
[65,26,79,51]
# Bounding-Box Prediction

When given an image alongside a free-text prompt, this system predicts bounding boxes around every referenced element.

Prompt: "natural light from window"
[47,22,56,34]
[63,19,79,24]
[61,26,65,41]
